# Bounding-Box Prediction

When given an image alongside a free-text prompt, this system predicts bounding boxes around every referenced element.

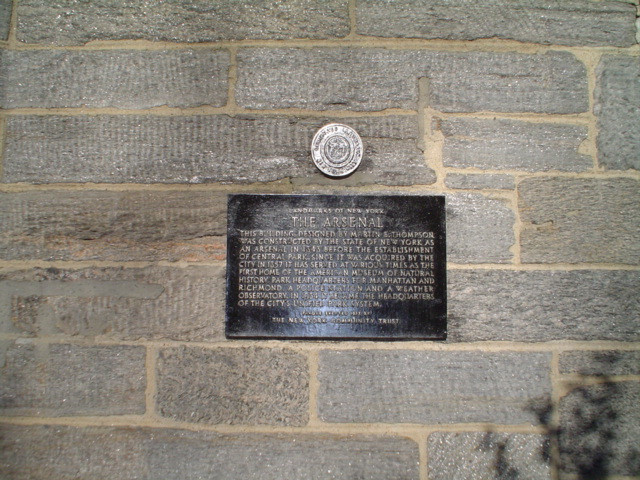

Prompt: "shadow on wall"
[482,352,639,479]
[476,432,546,480]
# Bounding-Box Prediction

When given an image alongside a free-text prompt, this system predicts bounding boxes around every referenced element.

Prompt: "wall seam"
[144,344,159,421]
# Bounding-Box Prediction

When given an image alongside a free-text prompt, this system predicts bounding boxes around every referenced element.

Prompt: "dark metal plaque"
[226,195,446,340]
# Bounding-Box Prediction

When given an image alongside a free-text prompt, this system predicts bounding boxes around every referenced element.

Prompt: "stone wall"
[0,1,639,479]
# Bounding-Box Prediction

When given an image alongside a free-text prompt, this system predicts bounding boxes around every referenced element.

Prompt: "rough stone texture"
[559,382,640,476]
[156,347,309,426]
[0,0,11,40]
[437,118,591,172]
[446,192,515,263]
[2,115,434,185]
[0,266,225,341]
[559,351,640,376]
[318,350,551,424]
[0,49,228,109]
[0,342,145,416]
[16,0,349,45]
[0,191,226,262]
[428,432,551,480]
[448,269,640,342]
[0,425,419,480]
[595,55,640,171]
[237,49,588,114]
[519,178,640,264]
[445,173,515,190]
[357,0,637,47]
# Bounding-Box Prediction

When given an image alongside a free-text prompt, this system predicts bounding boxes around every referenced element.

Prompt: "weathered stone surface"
[0,266,225,341]
[445,173,515,190]
[595,55,640,171]
[237,49,588,113]
[448,269,640,342]
[446,192,515,263]
[0,191,226,262]
[238,48,418,111]
[519,178,640,264]
[2,115,433,185]
[357,0,637,47]
[428,432,551,480]
[559,382,640,476]
[0,425,419,480]
[318,350,550,424]
[559,351,640,376]
[0,342,145,416]
[0,49,228,109]
[437,118,591,172]
[16,0,349,45]
[0,0,11,40]
[156,347,309,426]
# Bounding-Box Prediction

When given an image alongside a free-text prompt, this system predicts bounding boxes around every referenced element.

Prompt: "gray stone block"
[156,347,309,426]
[595,55,640,171]
[559,351,640,376]
[16,0,349,45]
[0,425,419,480]
[2,115,433,185]
[559,382,640,476]
[237,49,588,113]
[519,178,640,264]
[446,192,515,263]
[357,0,637,47]
[437,117,591,172]
[448,269,640,342]
[237,48,419,111]
[0,342,145,416]
[445,173,515,190]
[0,266,225,341]
[0,49,228,109]
[0,0,11,40]
[318,350,551,424]
[0,191,226,261]
[428,432,551,480]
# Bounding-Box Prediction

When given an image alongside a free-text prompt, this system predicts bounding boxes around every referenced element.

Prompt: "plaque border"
[225,194,447,341]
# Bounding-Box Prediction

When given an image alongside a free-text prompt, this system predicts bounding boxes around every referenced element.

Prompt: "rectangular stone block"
[428,432,551,480]
[0,191,226,262]
[2,115,433,185]
[0,342,145,416]
[445,173,515,190]
[236,49,588,114]
[156,347,309,426]
[559,351,640,376]
[595,55,640,171]
[559,382,639,476]
[318,350,551,424]
[16,0,349,45]
[0,0,11,40]
[0,266,225,341]
[519,178,640,264]
[0,49,229,109]
[357,0,637,47]
[437,118,591,172]
[448,270,640,342]
[429,51,588,114]
[238,48,419,111]
[446,192,515,263]
[0,425,418,480]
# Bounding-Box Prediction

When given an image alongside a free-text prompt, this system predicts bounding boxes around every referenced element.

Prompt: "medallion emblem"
[311,124,363,177]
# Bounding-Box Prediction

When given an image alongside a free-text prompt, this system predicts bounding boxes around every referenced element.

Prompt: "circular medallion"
[311,124,363,178]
